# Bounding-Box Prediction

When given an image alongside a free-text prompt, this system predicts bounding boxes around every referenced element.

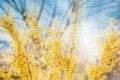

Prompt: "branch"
[19,0,23,12]
[12,0,20,12]
[0,4,7,14]
[48,0,57,28]
[37,0,45,21]
[81,0,90,5]
[81,4,120,20]
[4,0,22,15]
[83,0,115,8]
[22,0,26,14]
[64,0,76,30]
[59,0,75,29]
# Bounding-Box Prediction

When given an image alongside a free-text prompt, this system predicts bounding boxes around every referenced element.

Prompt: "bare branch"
[4,0,22,14]
[81,4,120,20]
[83,0,115,8]
[59,0,75,29]
[12,0,20,12]
[49,0,57,28]
[21,0,26,14]
[64,0,76,30]
[81,0,90,5]
[37,0,45,21]
[19,0,23,12]
[0,4,7,14]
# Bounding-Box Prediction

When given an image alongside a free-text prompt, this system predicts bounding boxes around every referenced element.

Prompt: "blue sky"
[0,0,120,41]
[0,0,120,62]
[0,0,119,26]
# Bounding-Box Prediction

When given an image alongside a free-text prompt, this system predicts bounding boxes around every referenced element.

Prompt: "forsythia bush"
[1,15,120,80]
[0,2,120,80]
[80,28,120,80]
[0,14,79,80]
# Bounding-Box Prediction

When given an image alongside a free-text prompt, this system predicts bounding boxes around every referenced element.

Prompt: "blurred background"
[0,0,119,64]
